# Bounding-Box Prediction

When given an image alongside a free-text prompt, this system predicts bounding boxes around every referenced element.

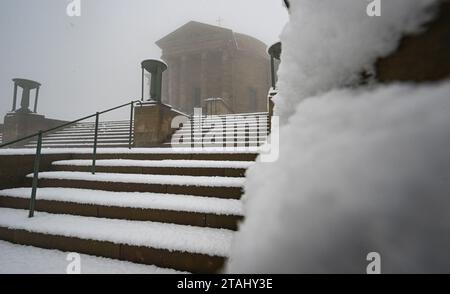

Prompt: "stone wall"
[2,113,67,146]
[134,102,188,147]
[232,51,271,113]
[376,1,450,83]
[0,154,73,190]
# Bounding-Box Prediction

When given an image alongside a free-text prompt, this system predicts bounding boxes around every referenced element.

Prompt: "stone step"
[27,172,244,199]
[0,188,243,230]
[73,122,131,127]
[184,118,268,123]
[24,141,128,149]
[181,122,267,128]
[58,126,130,133]
[173,135,267,141]
[37,134,132,140]
[67,150,259,162]
[179,127,268,133]
[175,129,267,134]
[51,159,252,177]
[166,142,264,148]
[43,134,132,140]
[72,120,131,125]
[192,112,268,118]
[52,132,130,137]
[0,207,231,273]
[25,138,133,146]
[49,129,132,134]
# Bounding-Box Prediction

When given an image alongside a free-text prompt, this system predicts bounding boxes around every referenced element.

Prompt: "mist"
[0,0,288,122]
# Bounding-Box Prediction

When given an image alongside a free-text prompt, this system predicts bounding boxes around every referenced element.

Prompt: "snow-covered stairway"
[167,112,269,148]
[24,120,132,148]
[0,149,259,273]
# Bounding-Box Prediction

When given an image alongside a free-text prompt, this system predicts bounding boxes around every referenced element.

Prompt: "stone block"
[134,102,186,147]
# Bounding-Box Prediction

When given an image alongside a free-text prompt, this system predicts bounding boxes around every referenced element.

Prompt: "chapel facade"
[156,21,271,115]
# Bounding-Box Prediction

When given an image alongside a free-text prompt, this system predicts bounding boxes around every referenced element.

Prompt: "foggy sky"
[0,0,288,122]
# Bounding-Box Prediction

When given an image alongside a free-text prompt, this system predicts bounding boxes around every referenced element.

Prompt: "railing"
[188,111,268,149]
[204,98,234,116]
[0,99,142,218]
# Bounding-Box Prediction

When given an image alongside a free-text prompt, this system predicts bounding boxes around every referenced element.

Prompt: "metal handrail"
[204,98,234,116]
[1,99,142,218]
[0,100,141,149]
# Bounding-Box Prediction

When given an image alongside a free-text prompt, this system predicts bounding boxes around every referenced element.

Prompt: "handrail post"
[91,112,100,175]
[190,115,194,148]
[257,116,260,146]
[29,131,43,218]
[129,101,134,149]
[245,124,249,148]
[223,117,226,148]
[234,123,237,148]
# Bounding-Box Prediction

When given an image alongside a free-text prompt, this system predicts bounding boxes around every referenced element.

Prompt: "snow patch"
[0,240,183,274]
[52,159,254,169]
[275,0,439,123]
[0,187,244,216]
[0,207,233,257]
[27,171,245,187]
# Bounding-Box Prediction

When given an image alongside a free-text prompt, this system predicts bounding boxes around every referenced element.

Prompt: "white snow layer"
[0,147,260,155]
[27,171,245,187]
[0,240,183,274]
[229,81,450,273]
[274,0,439,123]
[227,0,450,274]
[52,159,254,169]
[0,208,233,257]
[0,187,244,216]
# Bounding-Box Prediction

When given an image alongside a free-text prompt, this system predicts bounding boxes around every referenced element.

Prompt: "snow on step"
[53,159,254,169]
[0,240,182,274]
[0,147,260,155]
[25,142,130,147]
[195,112,268,118]
[59,128,131,132]
[27,139,131,145]
[0,207,233,257]
[28,171,246,187]
[40,138,131,142]
[48,131,131,135]
[0,188,244,216]
[38,135,131,140]
[172,136,267,140]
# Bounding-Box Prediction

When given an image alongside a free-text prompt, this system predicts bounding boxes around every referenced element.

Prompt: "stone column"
[200,52,208,102]
[167,57,176,106]
[162,64,169,104]
[221,50,232,105]
[179,55,188,113]
[12,83,18,111]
